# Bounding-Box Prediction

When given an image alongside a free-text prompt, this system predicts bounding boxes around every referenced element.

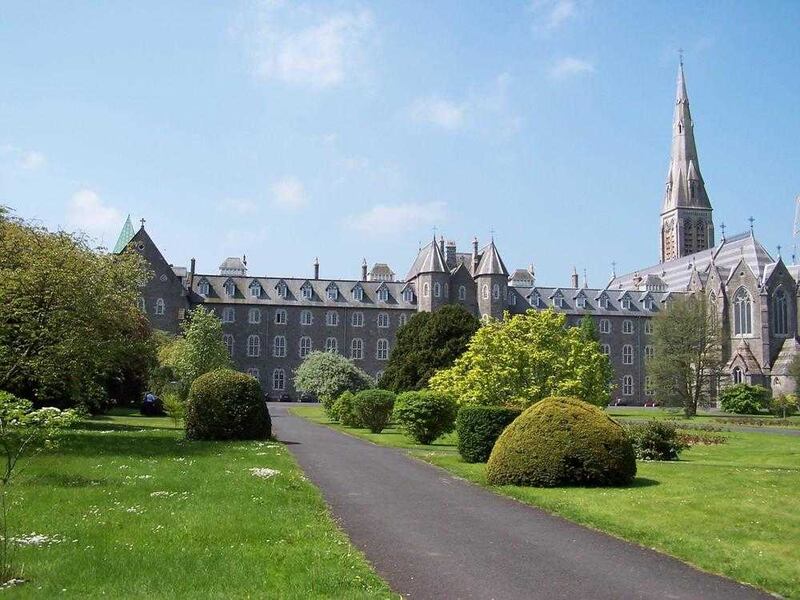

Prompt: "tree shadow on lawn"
[626,477,660,488]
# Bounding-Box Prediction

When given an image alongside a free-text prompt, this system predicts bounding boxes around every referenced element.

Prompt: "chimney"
[571,266,579,289]
[439,235,445,257]
[472,237,479,273]
[313,257,320,280]
[445,240,457,269]
[361,258,368,282]
[189,258,196,290]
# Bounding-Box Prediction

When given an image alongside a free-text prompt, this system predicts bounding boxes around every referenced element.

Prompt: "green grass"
[294,405,800,598]
[606,406,800,427]
[5,408,395,599]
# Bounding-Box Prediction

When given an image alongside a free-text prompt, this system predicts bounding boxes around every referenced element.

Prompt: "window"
[644,320,654,335]
[423,283,430,298]
[482,284,489,300]
[492,284,500,300]
[299,336,312,358]
[434,282,441,298]
[601,343,611,355]
[301,284,313,300]
[444,283,449,298]
[623,320,633,334]
[377,313,389,328]
[733,287,752,335]
[198,280,210,296]
[325,337,338,353]
[644,297,655,311]
[530,292,540,308]
[274,309,287,325]
[155,298,165,315]
[273,336,286,357]
[327,286,338,301]
[622,344,634,365]
[622,375,634,396]
[509,293,516,306]
[645,376,655,396]
[599,295,609,310]
[376,339,389,360]
[399,314,408,327]
[326,311,339,326]
[403,288,414,303]
[351,338,363,360]
[645,345,655,360]
[576,296,586,309]
[247,368,260,380]
[352,312,364,327]
[272,369,285,391]
[249,282,261,298]
[377,287,389,302]
[732,367,743,384]
[458,285,466,300]
[276,282,288,299]
[621,296,632,310]
[223,334,234,357]
[352,286,364,301]
[247,335,261,357]
[300,310,313,326]
[248,308,261,324]
[224,281,235,297]
[553,296,564,308]
[222,307,235,323]
[599,319,611,334]
[773,289,789,336]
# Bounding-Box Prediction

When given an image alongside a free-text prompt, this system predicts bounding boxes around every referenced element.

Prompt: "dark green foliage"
[352,389,395,433]
[719,384,770,415]
[392,391,458,444]
[332,391,363,427]
[486,396,636,487]
[185,369,271,440]
[623,420,684,461]
[456,405,522,463]
[379,305,480,392]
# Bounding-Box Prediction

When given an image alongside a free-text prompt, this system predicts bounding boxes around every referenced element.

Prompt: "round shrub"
[186,369,271,440]
[333,391,363,428]
[623,420,684,461]
[353,389,395,433]
[456,405,522,463]
[719,384,770,415]
[486,396,636,487]
[393,391,458,444]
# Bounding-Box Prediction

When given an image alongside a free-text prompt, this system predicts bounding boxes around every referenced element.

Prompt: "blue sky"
[2,1,799,285]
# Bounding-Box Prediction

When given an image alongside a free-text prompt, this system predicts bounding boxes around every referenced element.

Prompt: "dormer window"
[276,282,288,299]
[530,292,540,308]
[403,288,415,303]
[326,284,338,301]
[377,287,389,302]
[577,297,587,309]
[553,295,564,309]
[224,281,236,297]
[352,286,364,301]
[301,284,313,300]
[643,296,655,311]
[621,296,632,310]
[249,282,261,298]
[599,295,609,310]
[198,280,210,296]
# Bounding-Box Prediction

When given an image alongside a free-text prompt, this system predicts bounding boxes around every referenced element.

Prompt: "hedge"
[455,405,522,463]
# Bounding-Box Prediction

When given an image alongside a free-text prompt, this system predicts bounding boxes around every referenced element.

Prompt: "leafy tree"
[379,305,480,392]
[429,309,613,408]
[171,307,231,394]
[647,294,722,417]
[578,314,599,343]
[293,351,373,415]
[0,212,152,409]
[719,384,770,415]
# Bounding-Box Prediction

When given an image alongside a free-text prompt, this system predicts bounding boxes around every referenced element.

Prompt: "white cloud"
[530,0,578,31]
[343,201,447,237]
[549,57,595,79]
[270,176,307,210]
[19,150,46,171]
[239,3,373,89]
[410,97,466,130]
[221,197,259,215]
[66,189,122,239]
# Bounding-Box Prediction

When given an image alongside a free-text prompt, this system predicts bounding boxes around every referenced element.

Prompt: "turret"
[474,239,509,319]
[413,238,450,312]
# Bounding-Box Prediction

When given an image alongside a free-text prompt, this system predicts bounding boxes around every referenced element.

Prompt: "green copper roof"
[112,215,135,253]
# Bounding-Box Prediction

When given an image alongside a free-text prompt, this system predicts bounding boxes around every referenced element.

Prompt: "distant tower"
[660,60,715,262]
[415,238,450,312]
[474,240,509,319]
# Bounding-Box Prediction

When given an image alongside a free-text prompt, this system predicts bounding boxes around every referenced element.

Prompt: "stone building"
[121,61,797,403]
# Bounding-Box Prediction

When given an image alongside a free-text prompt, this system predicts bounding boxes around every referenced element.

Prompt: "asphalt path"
[270,403,770,600]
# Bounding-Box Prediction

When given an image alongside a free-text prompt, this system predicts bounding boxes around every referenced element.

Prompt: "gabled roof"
[474,241,509,277]
[726,339,763,374]
[405,238,448,280]
[772,338,800,376]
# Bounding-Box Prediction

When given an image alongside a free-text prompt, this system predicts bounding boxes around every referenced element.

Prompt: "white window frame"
[155,298,165,315]
[353,286,364,301]
[482,284,489,300]
[299,336,312,358]
[277,283,288,299]
[300,310,313,326]
[458,285,466,300]
[325,337,338,353]
[645,345,655,360]
[576,296,586,309]
[434,282,441,298]
[247,335,261,358]
[248,308,261,324]
[198,281,210,296]
[224,281,236,297]
[622,375,634,396]
[622,344,634,365]
[644,320,654,335]
[377,313,389,328]
[378,287,389,302]
[601,343,611,355]
[272,368,285,391]
[301,284,313,300]
[352,312,364,327]
[376,338,389,361]
[403,288,414,303]
[222,307,235,323]
[274,309,287,325]
[621,296,632,310]
[249,283,261,298]
[351,338,363,360]
[623,319,634,334]
[273,335,287,357]
[399,314,408,327]
[327,286,338,301]
[599,319,611,334]
[326,311,339,326]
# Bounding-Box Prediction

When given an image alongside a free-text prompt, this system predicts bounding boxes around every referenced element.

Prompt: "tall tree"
[293,351,374,414]
[647,294,723,417]
[172,307,231,392]
[379,305,480,393]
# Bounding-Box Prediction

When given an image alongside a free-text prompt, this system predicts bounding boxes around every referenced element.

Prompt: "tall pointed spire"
[112,215,135,254]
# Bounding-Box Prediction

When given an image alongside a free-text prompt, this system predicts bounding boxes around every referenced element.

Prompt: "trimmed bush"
[719,384,770,415]
[186,369,271,440]
[623,420,684,461]
[456,406,522,463]
[486,396,636,487]
[393,391,458,444]
[352,389,395,433]
[333,391,362,428]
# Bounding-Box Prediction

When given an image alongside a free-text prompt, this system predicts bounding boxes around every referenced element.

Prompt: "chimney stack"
[472,237,479,273]
[571,266,579,288]
[313,257,320,280]
[189,257,196,291]
[445,240,457,269]
[439,235,445,257]
[361,258,368,282]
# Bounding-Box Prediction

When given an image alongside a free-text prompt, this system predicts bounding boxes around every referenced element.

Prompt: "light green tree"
[294,351,374,415]
[172,307,231,395]
[429,310,613,408]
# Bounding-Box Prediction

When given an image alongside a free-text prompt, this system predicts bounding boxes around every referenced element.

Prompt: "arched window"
[732,367,743,384]
[376,339,389,360]
[492,284,500,300]
[377,313,389,328]
[351,338,363,360]
[273,336,286,357]
[423,283,430,298]
[155,298,165,315]
[272,369,285,391]
[622,320,633,334]
[351,312,364,327]
[224,281,236,297]
[301,284,313,300]
[198,280,210,296]
[599,319,611,334]
[222,307,235,323]
[601,344,611,355]
[249,282,261,298]
[458,285,466,300]
[325,337,338,353]
[248,308,261,324]
[403,288,415,303]
[300,310,313,326]
[645,345,655,360]
[326,311,339,326]
[482,284,489,300]
[223,334,234,357]
[399,314,408,327]
[622,375,634,396]
[622,344,634,365]
[773,288,789,336]
[247,368,260,380]
[247,335,260,357]
[274,309,287,324]
[733,287,752,335]
[433,282,441,298]
[299,336,312,358]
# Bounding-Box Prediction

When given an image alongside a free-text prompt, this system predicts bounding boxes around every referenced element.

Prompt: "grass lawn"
[5,408,394,599]
[293,405,800,599]
[606,406,800,427]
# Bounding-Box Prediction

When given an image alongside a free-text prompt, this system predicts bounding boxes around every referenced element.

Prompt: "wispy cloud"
[549,57,595,79]
[66,188,122,239]
[236,3,374,89]
[1,145,47,171]
[343,201,447,237]
[530,0,579,31]
[270,176,308,210]
[410,97,466,130]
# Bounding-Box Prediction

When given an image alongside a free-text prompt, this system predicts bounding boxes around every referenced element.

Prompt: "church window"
[601,344,610,355]
[378,287,389,302]
[247,335,261,358]
[622,375,634,396]
[326,311,339,326]
[623,320,633,334]
[198,281,210,296]
[352,286,364,301]
[423,283,430,298]
[645,345,655,360]
[301,284,313,300]
[274,309,287,325]
[300,310,313,326]
[351,338,363,360]
[773,288,789,336]
[224,281,236,297]
[733,287,752,336]
[222,307,235,323]
[622,344,634,365]
[223,334,234,357]
[434,282,441,298]
[248,308,261,324]
[599,319,611,334]
[492,284,500,300]
[273,336,286,357]
[272,369,285,391]
[249,282,261,298]
[458,286,466,301]
[482,284,489,300]
[299,336,312,358]
[325,337,338,353]
[732,367,743,385]
[352,312,364,327]
[154,298,165,316]
[376,339,389,361]
[377,313,389,328]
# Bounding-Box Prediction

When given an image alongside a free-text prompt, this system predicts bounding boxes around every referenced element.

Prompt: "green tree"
[578,314,599,343]
[293,351,374,415]
[379,305,480,392]
[172,307,231,394]
[647,294,722,417]
[429,309,613,408]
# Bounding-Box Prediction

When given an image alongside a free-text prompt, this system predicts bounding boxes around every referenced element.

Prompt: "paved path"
[270,404,769,600]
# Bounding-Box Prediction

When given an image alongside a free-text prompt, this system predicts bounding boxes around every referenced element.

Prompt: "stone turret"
[409,238,450,312]
[474,240,509,319]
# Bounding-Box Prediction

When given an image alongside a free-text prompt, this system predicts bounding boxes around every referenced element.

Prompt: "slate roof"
[405,239,448,280]
[518,285,672,316]
[474,241,509,277]
[772,338,800,376]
